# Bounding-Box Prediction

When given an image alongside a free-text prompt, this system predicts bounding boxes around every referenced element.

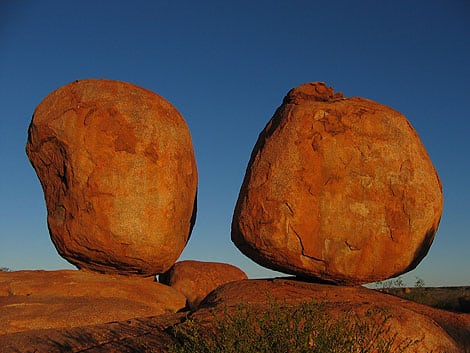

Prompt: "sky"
[1,0,469,287]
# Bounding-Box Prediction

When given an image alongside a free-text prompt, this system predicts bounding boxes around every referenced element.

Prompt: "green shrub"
[414,277,425,288]
[374,276,406,290]
[167,299,419,353]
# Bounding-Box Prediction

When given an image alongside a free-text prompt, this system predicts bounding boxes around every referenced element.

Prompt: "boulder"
[26,79,198,276]
[160,260,247,309]
[0,270,186,334]
[232,82,443,284]
[193,279,467,353]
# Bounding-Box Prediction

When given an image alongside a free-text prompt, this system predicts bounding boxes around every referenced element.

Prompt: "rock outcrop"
[232,82,443,284]
[0,312,185,353]
[0,270,186,335]
[1,274,468,352]
[160,260,247,309]
[26,79,198,276]
[193,279,467,353]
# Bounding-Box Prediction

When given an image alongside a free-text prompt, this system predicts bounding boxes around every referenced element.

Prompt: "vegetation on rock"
[168,299,420,353]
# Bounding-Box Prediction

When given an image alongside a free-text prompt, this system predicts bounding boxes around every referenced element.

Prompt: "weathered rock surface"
[26,79,198,276]
[0,270,186,335]
[232,82,443,284]
[0,313,185,353]
[1,276,468,352]
[194,279,468,353]
[159,260,247,309]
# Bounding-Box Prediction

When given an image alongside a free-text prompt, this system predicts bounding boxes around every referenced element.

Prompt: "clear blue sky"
[1,1,469,286]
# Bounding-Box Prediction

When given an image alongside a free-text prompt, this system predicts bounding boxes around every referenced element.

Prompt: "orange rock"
[0,270,186,334]
[26,79,198,276]
[160,260,247,309]
[194,279,466,353]
[232,82,443,284]
[0,313,185,353]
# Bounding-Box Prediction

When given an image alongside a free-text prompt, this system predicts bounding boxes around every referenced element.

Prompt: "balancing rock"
[232,82,443,284]
[26,79,198,276]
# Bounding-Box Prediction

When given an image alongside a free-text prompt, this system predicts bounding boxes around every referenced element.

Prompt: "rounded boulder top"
[26,79,198,276]
[232,82,443,285]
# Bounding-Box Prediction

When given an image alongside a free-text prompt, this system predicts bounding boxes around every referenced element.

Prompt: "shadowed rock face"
[26,79,198,276]
[232,82,443,284]
[160,260,247,309]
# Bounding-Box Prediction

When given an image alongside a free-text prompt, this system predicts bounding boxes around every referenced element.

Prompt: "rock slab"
[0,270,186,335]
[232,82,443,284]
[160,260,247,309]
[0,313,185,353]
[26,79,198,276]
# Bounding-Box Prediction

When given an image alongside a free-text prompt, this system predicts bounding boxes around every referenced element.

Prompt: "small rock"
[160,260,247,309]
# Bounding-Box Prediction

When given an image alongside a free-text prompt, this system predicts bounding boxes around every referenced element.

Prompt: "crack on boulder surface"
[283,201,294,215]
[345,240,360,251]
[83,107,98,126]
[386,221,395,242]
[289,225,326,265]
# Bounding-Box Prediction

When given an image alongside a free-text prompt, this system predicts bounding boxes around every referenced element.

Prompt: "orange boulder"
[232,82,443,284]
[160,260,247,309]
[26,79,198,276]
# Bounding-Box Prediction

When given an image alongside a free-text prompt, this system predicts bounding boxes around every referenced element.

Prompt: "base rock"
[1,277,468,352]
[0,270,186,335]
[194,279,468,353]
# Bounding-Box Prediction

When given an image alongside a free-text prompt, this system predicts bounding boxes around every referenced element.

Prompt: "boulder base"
[1,274,467,352]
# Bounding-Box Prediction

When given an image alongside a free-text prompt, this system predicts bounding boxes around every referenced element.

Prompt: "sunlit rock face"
[232,82,443,284]
[26,79,198,276]
[0,270,187,334]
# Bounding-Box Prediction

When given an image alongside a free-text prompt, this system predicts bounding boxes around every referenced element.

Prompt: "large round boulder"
[26,79,198,276]
[232,82,443,284]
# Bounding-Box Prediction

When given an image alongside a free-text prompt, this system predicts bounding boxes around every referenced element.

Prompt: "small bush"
[167,298,418,353]
[414,277,425,288]
[374,276,406,290]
